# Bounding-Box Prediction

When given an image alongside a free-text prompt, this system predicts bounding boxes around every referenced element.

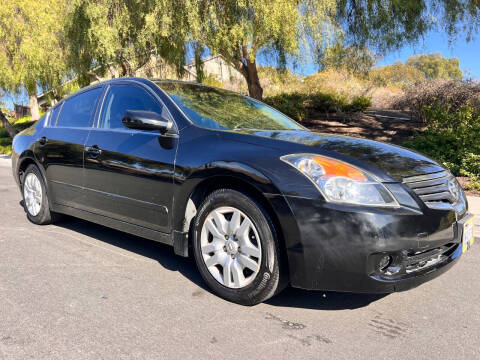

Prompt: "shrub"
[263,92,308,121]
[392,79,480,122]
[344,96,372,112]
[405,104,480,189]
[264,91,372,121]
[370,62,426,88]
[0,137,11,146]
[0,144,12,155]
[308,93,348,113]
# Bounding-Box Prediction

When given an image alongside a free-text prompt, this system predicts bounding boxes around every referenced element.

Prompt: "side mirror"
[122,110,173,133]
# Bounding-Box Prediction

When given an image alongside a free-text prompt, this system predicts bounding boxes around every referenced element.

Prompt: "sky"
[2,30,479,111]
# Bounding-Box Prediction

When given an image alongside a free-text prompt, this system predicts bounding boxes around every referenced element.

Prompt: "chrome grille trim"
[403,171,459,208]
[402,171,448,184]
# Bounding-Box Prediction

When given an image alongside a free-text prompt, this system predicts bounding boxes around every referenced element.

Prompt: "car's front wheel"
[22,164,59,225]
[193,189,284,305]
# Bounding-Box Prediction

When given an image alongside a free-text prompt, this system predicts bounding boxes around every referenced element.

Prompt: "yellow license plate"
[462,216,475,253]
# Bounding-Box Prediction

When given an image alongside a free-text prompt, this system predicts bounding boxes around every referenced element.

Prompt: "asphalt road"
[1,159,479,360]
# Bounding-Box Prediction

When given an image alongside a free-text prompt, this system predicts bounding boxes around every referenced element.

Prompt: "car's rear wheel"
[22,164,59,225]
[193,189,284,305]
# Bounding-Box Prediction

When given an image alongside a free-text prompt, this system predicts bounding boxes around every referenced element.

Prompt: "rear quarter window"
[48,104,62,126]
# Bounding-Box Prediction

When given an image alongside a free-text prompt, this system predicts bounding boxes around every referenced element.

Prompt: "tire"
[192,189,284,305]
[22,164,60,225]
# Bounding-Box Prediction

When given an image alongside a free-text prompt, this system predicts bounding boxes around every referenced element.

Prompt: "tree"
[0,0,67,129]
[65,0,190,86]
[316,42,378,76]
[335,1,480,53]
[189,0,337,100]
[369,61,426,87]
[406,53,462,80]
[0,93,15,138]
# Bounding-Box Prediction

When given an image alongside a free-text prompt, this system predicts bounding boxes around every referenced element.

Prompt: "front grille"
[404,243,457,274]
[402,170,459,209]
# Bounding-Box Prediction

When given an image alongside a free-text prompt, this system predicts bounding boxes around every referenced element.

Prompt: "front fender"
[171,160,283,231]
[171,160,303,282]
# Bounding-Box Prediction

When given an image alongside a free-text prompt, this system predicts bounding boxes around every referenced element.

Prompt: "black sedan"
[11,78,475,305]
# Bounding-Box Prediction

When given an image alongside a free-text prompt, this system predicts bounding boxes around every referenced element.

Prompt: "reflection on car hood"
[238,129,444,181]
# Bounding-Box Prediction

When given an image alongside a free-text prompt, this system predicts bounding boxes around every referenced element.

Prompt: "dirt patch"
[302,108,423,145]
[457,177,480,197]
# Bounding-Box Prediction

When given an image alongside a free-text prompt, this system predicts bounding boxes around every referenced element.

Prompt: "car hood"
[234,130,444,181]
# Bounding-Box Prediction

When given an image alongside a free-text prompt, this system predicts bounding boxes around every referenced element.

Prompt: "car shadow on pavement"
[266,287,387,310]
[54,215,387,310]
[55,215,210,291]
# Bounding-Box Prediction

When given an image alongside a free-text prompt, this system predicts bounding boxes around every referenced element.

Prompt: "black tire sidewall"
[193,189,280,305]
[22,164,51,225]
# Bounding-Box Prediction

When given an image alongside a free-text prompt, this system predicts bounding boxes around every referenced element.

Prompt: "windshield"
[157,81,304,131]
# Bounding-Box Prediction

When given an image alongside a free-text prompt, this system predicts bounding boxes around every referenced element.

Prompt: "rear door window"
[56,87,102,128]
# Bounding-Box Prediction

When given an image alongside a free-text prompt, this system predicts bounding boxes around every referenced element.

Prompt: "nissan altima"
[11,78,475,305]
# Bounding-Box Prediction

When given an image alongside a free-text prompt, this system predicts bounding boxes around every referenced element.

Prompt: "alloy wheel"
[23,173,43,216]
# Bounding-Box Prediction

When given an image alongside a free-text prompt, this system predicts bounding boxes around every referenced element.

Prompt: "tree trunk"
[29,93,40,121]
[243,59,263,100]
[0,110,16,138]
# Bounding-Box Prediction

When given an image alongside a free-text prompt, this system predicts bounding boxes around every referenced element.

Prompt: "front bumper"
[284,195,469,293]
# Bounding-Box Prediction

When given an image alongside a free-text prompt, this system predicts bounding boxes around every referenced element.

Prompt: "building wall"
[14,104,30,119]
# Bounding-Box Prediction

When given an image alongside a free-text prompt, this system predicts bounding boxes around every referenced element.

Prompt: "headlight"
[281,154,398,206]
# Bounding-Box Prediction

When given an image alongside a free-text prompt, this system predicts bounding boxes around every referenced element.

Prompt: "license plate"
[462,216,475,253]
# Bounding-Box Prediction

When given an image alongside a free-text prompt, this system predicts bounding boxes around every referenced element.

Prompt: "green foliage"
[0,144,12,155]
[65,0,189,84]
[406,53,462,80]
[345,96,372,112]
[317,43,378,77]
[201,74,225,89]
[405,104,480,189]
[0,0,67,98]
[263,93,309,121]
[189,0,337,99]
[370,62,426,87]
[0,118,36,154]
[335,1,480,54]
[264,92,371,121]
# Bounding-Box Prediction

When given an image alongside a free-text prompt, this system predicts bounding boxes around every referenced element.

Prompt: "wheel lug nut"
[225,235,229,240]
[231,254,235,259]
[223,246,226,251]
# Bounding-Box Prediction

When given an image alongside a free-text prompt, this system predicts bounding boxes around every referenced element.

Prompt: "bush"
[263,92,308,121]
[405,104,480,189]
[264,92,372,121]
[308,93,348,113]
[344,96,372,112]
[370,62,426,88]
[0,137,11,146]
[392,79,480,122]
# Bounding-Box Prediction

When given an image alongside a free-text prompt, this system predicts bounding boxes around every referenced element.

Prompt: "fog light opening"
[378,255,392,271]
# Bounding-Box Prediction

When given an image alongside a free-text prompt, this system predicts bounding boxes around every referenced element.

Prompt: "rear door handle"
[38,136,47,146]
[85,145,102,158]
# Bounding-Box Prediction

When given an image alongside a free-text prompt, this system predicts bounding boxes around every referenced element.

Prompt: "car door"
[35,86,103,210]
[82,82,178,233]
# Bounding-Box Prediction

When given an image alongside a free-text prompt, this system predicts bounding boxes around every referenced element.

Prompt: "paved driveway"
[1,159,479,359]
